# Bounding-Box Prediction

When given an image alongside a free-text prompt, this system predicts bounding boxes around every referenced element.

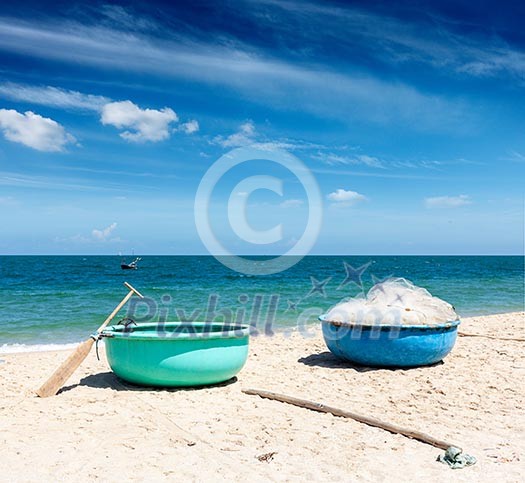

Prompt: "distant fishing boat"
[121,257,141,270]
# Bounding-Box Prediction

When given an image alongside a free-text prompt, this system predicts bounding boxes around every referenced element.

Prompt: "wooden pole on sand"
[243,388,457,451]
[36,282,144,398]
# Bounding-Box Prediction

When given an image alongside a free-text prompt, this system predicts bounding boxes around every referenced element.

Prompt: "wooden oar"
[36,282,144,398]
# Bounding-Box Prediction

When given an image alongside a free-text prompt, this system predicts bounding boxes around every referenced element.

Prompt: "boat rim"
[318,314,460,330]
[102,321,251,340]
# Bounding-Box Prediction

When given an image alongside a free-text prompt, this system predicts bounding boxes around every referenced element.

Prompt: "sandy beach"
[1,312,524,482]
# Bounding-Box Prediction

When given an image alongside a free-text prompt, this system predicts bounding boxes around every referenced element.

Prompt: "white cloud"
[424,195,472,208]
[327,189,367,205]
[0,82,109,111]
[101,101,178,142]
[280,199,304,208]
[0,109,75,152]
[213,121,256,147]
[92,222,118,241]
[1,83,198,139]
[180,119,199,134]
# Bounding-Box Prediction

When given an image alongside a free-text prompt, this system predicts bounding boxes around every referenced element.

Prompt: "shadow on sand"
[298,351,443,372]
[58,372,238,394]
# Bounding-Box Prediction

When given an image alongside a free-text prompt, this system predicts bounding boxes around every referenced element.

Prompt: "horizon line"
[1,253,523,257]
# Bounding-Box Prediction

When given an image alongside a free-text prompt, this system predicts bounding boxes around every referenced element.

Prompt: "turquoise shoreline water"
[0,255,523,350]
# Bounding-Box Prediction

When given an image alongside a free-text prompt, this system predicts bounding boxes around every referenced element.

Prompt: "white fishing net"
[325,278,458,326]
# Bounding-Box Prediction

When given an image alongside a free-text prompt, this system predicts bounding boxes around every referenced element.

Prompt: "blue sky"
[0,0,523,255]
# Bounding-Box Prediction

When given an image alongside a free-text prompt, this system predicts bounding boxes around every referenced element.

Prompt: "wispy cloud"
[312,166,443,180]
[0,109,75,152]
[209,122,463,179]
[0,171,129,192]
[205,119,458,178]
[313,152,385,168]
[0,16,468,128]
[213,121,256,147]
[56,222,123,245]
[101,100,178,142]
[92,222,118,241]
[505,150,525,163]
[248,0,525,80]
[313,152,484,173]
[424,194,472,208]
[98,4,159,33]
[280,198,304,208]
[253,139,330,151]
[212,122,337,152]
[0,195,17,206]
[0,82,110,111]
[59,165,179,180]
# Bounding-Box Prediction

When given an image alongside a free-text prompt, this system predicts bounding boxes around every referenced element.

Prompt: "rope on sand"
[458,332,525,342]
[243,388,476,469]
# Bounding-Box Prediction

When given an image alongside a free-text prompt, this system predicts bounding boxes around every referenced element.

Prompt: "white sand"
[1,312,524,482]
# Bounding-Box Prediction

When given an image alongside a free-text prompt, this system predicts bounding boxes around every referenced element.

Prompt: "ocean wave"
[0,342,80,354]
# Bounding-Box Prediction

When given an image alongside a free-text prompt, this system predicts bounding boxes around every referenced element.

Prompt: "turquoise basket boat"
[319,315,460,368]
[101,322,250,387]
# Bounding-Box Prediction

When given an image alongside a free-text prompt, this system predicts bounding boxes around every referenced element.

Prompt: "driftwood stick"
[243,388,457,451]
[458,332,525,342]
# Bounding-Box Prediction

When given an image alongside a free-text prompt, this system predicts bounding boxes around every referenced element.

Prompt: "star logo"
[337,261,373,290]
[371,273,394,285]
[392,293,406,305]
[305,276,332,298]
[285,299,300,312]
[370,273,395,294]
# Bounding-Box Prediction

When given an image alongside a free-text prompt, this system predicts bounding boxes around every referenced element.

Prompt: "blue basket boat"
[319,315,460,368]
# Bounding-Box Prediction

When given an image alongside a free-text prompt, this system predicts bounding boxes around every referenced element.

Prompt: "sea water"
[0,255,523,351]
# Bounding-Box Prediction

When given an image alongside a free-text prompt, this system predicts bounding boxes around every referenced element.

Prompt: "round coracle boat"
[319,315,460,368]
[101,322,250,387]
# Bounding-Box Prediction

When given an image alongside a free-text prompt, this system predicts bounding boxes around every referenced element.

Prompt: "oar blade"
[36,338,95,398]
